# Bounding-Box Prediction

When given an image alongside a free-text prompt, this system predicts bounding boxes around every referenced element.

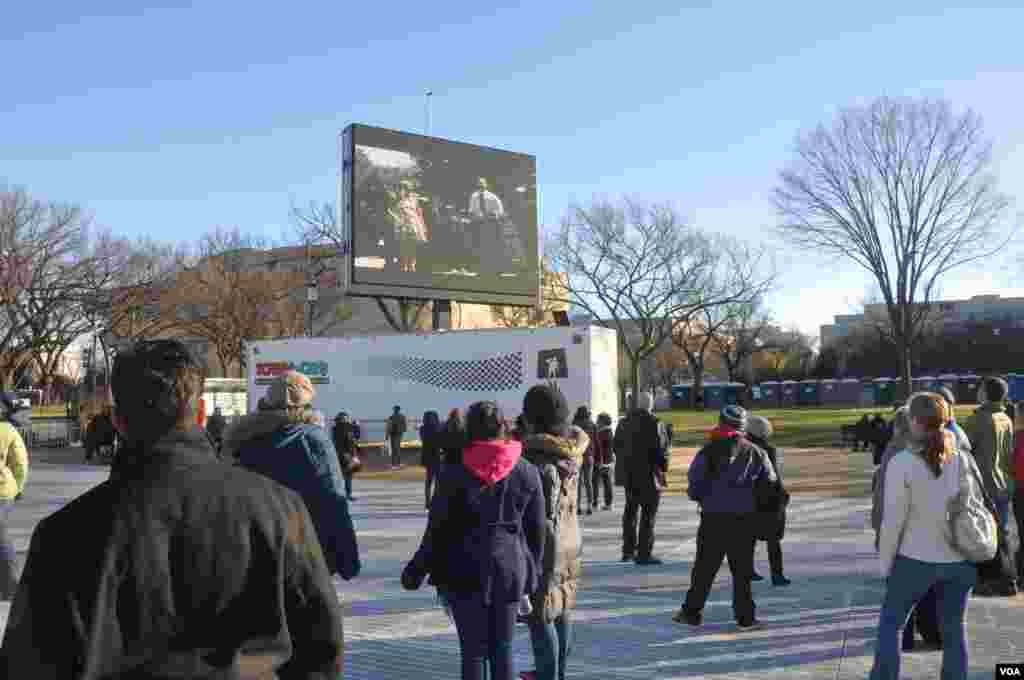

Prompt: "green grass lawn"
[659,404,978,449]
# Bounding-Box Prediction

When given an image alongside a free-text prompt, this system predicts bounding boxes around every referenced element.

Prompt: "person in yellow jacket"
[0,392,30,600]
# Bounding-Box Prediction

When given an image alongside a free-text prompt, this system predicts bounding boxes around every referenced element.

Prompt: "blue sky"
[3,1,1024,335]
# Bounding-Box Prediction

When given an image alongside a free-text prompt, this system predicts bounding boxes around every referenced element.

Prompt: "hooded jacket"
[227,411,360,580]
[687,432,776,515]
[966,402,1014,498]
[409,439,545,604]
[0,422,28,501]
[522,430,588,623]
[0,428,345,679]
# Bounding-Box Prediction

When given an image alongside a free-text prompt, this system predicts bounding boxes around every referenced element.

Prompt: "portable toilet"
[859,380,877,407]
[956,374,981,405]
[1008,374,1023,402]
[780,381,798,407]
[670,383,692,408]
[704,383,726,410]
[820,379,842,405]
[874,378,896,407]
[838,378,862,405]
[759,382,781,406]
[723,382,743,406]
[798,380,821,406]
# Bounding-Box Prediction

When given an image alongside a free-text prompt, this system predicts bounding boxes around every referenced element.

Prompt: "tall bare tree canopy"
[774,97,1013,396]
[548,197,770,405]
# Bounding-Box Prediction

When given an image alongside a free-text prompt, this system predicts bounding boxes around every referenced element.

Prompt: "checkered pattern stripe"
[392,352,524,392]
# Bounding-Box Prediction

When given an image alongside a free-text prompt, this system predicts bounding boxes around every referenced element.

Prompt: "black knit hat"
[523,384,569,436]
[720,404,747,431]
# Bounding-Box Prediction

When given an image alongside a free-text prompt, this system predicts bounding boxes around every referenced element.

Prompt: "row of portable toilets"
[670,374,1024,409]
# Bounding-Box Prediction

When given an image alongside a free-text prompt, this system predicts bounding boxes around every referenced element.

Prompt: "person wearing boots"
[674,405,776,631]
[332,412,361,500]
[592,413,615,510]
[746,416,790,586]
[387,405,408,469]
[616,393,669,565]
[571,406,597,515]
[519,384,588,680]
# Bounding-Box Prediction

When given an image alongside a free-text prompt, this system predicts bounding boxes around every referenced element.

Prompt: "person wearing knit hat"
[519,383,588,680]
[614,389,671,566]
[745,415,790,587]
[675,404,777,630]
[225,371,360,581]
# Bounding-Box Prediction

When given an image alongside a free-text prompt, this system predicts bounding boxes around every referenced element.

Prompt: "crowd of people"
[0,339,1020,679]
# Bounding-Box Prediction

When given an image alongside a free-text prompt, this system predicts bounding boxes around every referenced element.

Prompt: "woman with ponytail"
[869,392,978,680]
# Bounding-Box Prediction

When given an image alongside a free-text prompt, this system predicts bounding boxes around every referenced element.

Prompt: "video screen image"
[350,125,539,298]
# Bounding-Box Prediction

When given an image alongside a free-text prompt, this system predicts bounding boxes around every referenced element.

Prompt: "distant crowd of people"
[0,340,1020,679]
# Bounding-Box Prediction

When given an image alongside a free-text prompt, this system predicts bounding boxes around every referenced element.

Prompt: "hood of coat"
[462,439,523,485]
[523,429,588,479]
[222,410,315,457]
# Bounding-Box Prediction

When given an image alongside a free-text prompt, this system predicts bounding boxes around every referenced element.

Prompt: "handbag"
[946,451,998,563]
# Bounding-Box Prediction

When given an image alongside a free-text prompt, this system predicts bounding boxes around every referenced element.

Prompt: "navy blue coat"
[410,457,545,605]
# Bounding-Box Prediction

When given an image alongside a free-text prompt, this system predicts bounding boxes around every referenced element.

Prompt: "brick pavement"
[2,453,1021,678]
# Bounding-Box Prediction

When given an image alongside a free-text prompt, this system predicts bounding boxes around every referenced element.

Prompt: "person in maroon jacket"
[592,413,616,510]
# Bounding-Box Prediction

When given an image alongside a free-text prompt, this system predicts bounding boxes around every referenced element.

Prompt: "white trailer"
[246,325,619,443]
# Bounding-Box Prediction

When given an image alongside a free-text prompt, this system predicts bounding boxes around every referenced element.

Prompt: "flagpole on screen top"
[425,90,433,136]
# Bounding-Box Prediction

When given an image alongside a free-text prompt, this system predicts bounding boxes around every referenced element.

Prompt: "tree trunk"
[630,358,641,412]
[899,340,913,402]
[692,369,705,410]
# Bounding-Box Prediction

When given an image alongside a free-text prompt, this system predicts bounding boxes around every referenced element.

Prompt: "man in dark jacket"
[0,339,346,678]
[675,405,776,630]
[332,412,361,500]
[616,392,669,565]
[387,405,408,469]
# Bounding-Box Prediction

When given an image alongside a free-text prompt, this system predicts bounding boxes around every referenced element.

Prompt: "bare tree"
[774,97,1013,396]
[708,298,776,383]
[547,198,768,405]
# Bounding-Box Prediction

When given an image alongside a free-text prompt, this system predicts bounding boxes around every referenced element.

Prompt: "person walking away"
[420,410,444,509]
[519,384,588,680]
[675,405,775,630]
[617,393,670,565]
[868,393,979,680]
[0,393,29,600]
[571,406,597,516]
[402,401,545,680]
[224,371,361,582]
[388,405,408,469]
[966,376,1017,596]
[593,413,615,511]
[442,408,466,466]
[746,416,790,586]
[205,406,227,458]
[332,411,362,500]
[0,340,346,676]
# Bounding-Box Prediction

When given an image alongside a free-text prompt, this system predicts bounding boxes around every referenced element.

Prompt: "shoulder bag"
[946,451,998,563]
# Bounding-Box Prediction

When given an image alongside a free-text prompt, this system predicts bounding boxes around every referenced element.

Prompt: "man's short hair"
[111,339,205,441]
[983,377,1008,404]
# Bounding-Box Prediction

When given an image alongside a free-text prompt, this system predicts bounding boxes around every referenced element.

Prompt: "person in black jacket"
[332,411,361,500]
[402,401,545,680]
[0,339,346,677]
[572,406,598,516]
[675,405,777,630]
[615,392,670,565]
[420,410,443,509]
[746,415,790,586]
[442,408,466,466]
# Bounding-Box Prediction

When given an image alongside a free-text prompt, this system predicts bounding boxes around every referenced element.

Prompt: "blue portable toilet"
[780,381,799,407]
[837,378,862,405]
[874,378,896,406]
[704,383,726,410]
[859,380,877,407]
[1008,374,1023,402]
[723,382,743,406]
[798,380,820,406]
[670,383,692,408]
[759,382,781,406]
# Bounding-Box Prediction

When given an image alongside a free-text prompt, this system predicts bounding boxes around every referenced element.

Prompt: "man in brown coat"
[0,340,346,678]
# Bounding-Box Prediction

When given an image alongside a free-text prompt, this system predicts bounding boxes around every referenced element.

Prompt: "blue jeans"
[869,555,977,680]
[527,612,573,680]
[0,500,16,596]
[449,593,518,680]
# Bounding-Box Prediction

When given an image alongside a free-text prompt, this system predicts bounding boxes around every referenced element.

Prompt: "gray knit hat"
[720,405,747,431]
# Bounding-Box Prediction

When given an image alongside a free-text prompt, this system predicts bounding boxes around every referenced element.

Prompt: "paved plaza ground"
[2,448,1021,678]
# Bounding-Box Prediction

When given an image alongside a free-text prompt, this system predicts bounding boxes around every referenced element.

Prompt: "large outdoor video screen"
[344,124,539,305]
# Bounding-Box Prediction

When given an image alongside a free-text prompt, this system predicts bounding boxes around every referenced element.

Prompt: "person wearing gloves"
[402,401,545,680]
[0,392,29,600]
[675,405,776,631]
[518,384,588,680]
[225,371,360,581]
[869,392,978,680]
[592,413,616,510]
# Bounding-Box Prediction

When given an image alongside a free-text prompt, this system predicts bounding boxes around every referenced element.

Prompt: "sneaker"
[751,572,765,582]
[635,557,663,566]
[672,608,702,626]
[771,575,791,586]
[736,620,764,631]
